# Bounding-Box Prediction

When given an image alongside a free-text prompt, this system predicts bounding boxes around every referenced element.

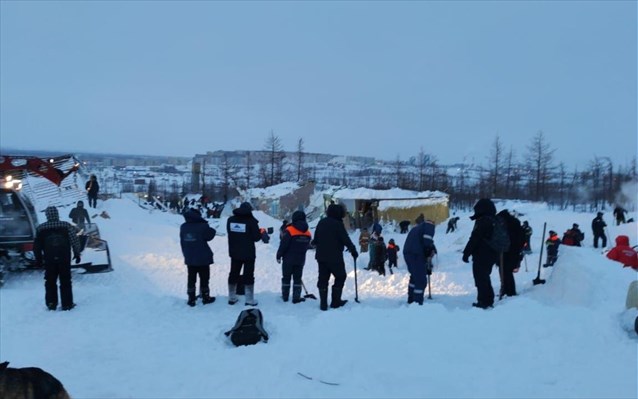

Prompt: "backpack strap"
[224,310,250,337]
[251,309,269,342]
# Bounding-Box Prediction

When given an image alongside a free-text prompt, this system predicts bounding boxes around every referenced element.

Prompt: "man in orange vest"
[276,211,312,303]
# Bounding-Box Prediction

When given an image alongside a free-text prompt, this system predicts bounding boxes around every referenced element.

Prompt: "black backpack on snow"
[224,309,269,346]
[43,228,71,264]
[486,215,511,254]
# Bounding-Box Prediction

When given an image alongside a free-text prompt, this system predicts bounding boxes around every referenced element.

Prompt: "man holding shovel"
[276,210,313,304]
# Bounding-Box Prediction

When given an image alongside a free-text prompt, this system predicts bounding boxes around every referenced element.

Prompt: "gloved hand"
[259,228,270,243]
[74,255,81,264]
[276,258,281,264]
[351,250,358,261]
[519,252,525,261]
[462,254,469,263]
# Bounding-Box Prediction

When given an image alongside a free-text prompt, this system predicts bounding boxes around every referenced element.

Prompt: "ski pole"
[353,257,360,303]
[533,222,547,285]
[524,255,528,272]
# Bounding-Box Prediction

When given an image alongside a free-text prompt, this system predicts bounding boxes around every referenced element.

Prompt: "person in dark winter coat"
[312,204,358,311]
[462,198,498,309]
[68,200,91,229]
[613,206,627,225]
[544,231,560,267]
[446,217,460,233]
[497,210,525,297]
[562,224,584,246]
[399,220,410,234]
[591,212,607,248]
[373,236,388,276]
[180,208,217,306]
[279,220,289,239]
[521,221,533,253]
[33,206,82,311]
[226,202,270,306]
[387,238,400,269]
[85,175,99,208]
[276,211,312,303]
[403,217,436,305]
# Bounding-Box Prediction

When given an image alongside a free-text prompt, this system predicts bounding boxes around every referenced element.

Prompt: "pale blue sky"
[1,1,636,168]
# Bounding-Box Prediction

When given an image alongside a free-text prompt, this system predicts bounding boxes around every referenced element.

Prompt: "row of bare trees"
[196,130,636,211]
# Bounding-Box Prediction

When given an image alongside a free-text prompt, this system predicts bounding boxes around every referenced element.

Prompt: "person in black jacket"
[312,203,358,311]
[68,200,91,229]
[591,212,607,248]
[386,238,400,269]
[276,211,312,304]
[33,206,82,311]
[497,209,525,297]
[226,202,269,306]
[85,174,100,208]
[462,198,498,309]
[613,206,627,225]
[180,208,216,307]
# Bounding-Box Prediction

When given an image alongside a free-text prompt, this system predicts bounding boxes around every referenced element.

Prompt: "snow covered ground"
[1,197,637,398]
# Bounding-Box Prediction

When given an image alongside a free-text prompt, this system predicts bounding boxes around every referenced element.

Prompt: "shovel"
[533,222,547,286]
[301,280,317,300]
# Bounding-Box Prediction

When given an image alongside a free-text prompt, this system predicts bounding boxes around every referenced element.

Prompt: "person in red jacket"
[606,235,638,270]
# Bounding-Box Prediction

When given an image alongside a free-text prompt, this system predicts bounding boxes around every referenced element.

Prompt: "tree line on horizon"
[136,129,636,212]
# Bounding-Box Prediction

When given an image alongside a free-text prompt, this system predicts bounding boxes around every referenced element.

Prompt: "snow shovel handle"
[535,222,547,280]
[353,258,360,303]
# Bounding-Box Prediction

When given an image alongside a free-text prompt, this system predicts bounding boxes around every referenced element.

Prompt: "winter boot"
[407,283,415,304]
[202,292,215,305]
[187,293,197,307]
[282,283,290,302]
[292,284,305,304]
[245,285,258,306]
[319,288,328,311]
[330,287,348,308]
[228,283,239,305]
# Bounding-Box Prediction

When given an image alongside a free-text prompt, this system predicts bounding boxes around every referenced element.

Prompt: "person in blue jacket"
[276,210,312,303]
[180,208,216,307]
[403,216,437,305]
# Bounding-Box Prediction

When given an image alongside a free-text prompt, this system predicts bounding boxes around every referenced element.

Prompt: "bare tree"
[296,137,305,182]
[525,130,556,201]
[263,130,285,186]
[503,146,515,198]
[487,135,504,197]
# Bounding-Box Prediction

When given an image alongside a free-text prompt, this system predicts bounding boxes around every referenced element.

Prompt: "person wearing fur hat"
[462,198,498,309]
[33,206,82,311]
[312,204,358,311]
[276,211,312,303]
[180,208,217,307]
[591,212,607,248]
[226,202,270,306]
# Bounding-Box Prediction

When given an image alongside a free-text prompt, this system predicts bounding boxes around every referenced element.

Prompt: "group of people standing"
[179,202,358,311]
